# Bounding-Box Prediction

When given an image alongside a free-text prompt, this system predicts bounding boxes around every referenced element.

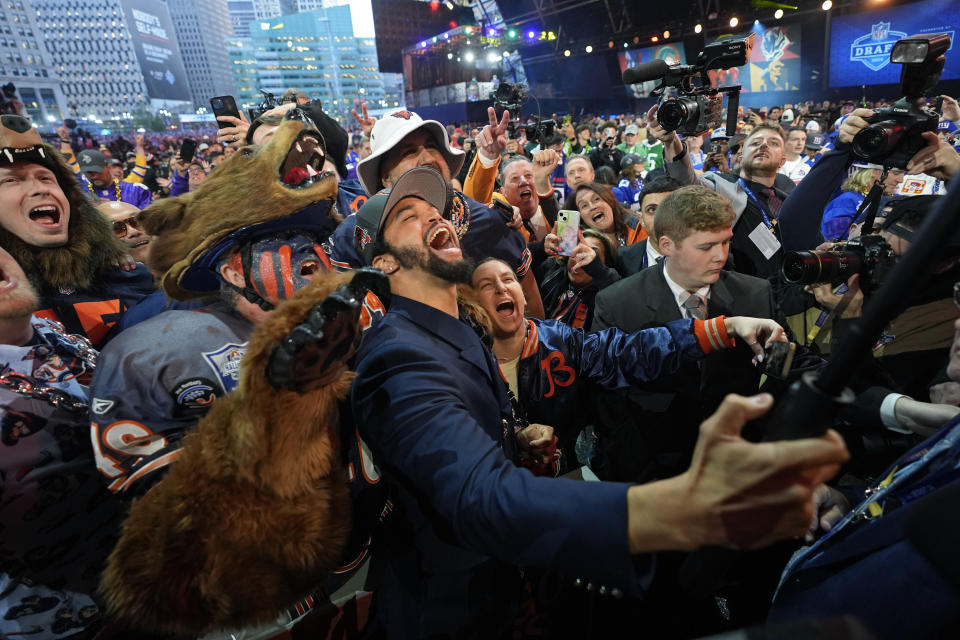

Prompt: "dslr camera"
[851,33,951,169]
[246,89,281,123]
[623,36,752,136]
[491,82,556,144]
[781,235,897,295]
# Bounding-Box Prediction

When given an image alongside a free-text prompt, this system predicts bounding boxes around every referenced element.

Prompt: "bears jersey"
[35,264,156,349]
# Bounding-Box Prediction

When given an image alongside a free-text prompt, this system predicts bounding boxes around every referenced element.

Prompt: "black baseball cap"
[354,166,452,265]
[805,132,825,149]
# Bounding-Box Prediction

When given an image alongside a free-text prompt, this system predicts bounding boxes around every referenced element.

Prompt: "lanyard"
[738,178,777,231]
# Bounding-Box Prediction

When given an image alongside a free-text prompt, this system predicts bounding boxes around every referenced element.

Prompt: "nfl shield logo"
[871,22,889,41]
[202,342,249,393]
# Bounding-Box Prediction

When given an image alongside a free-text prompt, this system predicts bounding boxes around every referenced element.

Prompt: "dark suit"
[590,262,785,632]
[617,238,650,276]
[591,261,775,483]
[351,296,651,638]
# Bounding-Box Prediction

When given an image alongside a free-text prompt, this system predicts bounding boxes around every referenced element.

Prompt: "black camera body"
[781,235,898,295]
[851,97,939,169]
[247,89,280,123]
[851,33,950,169]
[491,81,555,144]
[627,36,752,136]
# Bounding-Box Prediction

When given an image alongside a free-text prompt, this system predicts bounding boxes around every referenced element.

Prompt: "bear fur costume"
[99,118,373,636]
[0,114,127,292]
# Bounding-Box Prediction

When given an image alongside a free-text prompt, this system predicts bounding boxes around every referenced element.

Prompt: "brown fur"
[100,271,357,636]
[140,120,341,300]
[0,143,126,291]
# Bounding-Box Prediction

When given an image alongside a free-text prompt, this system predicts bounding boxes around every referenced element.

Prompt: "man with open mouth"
[326,107,543,318]
[0,114,154,347]
[349,166,848,640]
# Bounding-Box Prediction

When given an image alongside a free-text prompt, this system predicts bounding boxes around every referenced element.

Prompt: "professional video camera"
[781,235,897,295]
[621,35,753,136]
[491,81,556,144]
[247,89,281,123]
[851,33,951,169]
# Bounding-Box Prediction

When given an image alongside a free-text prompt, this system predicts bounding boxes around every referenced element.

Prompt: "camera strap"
[855,168,889,236]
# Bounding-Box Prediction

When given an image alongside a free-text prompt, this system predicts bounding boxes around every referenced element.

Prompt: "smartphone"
[136,127,146,134]
[210,95,241,129]
[179,138,197,164]
[762,341,796,379]
[932,96,944,114]
[708,141,722,154]
[555,210,580,257]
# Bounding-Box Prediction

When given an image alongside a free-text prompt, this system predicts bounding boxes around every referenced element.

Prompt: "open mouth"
[300,259,321,277]
[131,239,150,248]
[28,205,61,227]
[279,131,329,189]
[593,212,606,224]
[519,188,533,200]
[427,225,459,255]
[495,299,516,318]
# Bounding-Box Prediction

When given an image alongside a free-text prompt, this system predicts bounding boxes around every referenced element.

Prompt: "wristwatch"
[671,139,688,163]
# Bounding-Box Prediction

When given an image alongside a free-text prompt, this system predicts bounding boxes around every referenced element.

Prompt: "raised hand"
[476,106,511,161]
[351,102,377,138]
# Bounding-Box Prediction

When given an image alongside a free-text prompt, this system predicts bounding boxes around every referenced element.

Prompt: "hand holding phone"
[555,210,580,257]
[179,138,197,164]
[210,95,241,129]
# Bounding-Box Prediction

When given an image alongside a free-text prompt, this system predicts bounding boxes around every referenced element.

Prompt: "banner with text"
[829,0,959,88]
[120,0,191,102]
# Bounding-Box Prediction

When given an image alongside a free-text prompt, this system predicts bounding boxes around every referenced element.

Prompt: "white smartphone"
[555,209,580,257]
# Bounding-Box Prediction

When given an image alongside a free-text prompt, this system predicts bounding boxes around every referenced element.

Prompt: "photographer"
[804,195,960,401]
[650,112,797,279]
[588,121,625,175]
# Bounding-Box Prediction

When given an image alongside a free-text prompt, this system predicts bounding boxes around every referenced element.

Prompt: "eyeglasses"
[113,215,143,238]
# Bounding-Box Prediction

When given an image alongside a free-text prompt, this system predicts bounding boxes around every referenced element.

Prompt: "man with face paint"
[89,222,332,499]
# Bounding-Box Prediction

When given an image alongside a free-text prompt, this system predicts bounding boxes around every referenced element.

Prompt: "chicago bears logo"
[390,110,415,120]
[354,225,373,252]
[449,192,470,239]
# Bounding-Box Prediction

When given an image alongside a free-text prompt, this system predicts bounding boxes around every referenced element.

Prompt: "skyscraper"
[227,0,256,38]
[164,0,236,110]
[32,0,151,121]
[228,5,385,123]
[254,0,296,19]
[0,0,69,124]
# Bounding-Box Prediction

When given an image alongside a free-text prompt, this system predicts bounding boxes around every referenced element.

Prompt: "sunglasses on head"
[113,215,143,238]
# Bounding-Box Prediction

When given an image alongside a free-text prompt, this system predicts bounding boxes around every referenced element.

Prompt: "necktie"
[761,187,783,220]
[682,293,706,320]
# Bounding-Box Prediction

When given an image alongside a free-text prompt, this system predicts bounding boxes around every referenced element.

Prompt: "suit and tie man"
[592,185,783,484]
[617,176,682,275]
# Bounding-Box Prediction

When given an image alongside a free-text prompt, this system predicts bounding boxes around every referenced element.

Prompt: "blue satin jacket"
[512,317,708,454]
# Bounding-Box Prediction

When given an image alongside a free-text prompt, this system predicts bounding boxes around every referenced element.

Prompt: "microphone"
[622,59,670,85]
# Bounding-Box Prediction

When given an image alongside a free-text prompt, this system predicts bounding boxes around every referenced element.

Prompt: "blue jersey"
[613,178,643,210]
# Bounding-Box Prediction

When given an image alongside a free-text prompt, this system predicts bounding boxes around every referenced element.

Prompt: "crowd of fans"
[3,80,960,640]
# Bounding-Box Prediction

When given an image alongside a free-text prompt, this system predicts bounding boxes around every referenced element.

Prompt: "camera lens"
[782,250,862,285]
[851,121,905,159]
[212,98,223,108]
[657,99,689,131]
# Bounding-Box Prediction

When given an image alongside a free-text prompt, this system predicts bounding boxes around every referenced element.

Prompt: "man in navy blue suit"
[349,167,849,639]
